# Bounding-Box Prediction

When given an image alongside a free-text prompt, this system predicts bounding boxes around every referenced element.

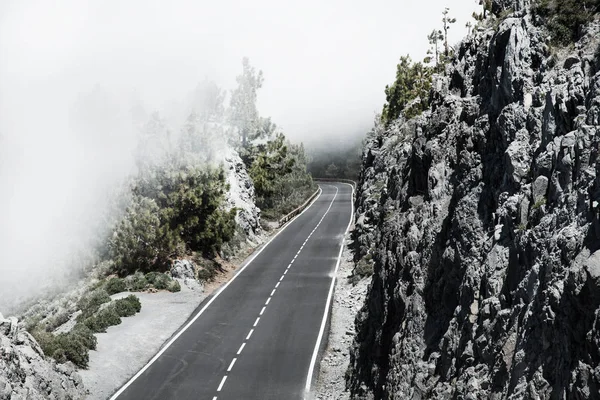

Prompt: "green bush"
[195,258,222,283]
[105,277,127,295]
[83,306,121,333]
[31,323,97,369]
[77,289,111,320]
[168,280,181,292]
[127,271,149,291]
[381,56,432,125]
[534,0,599,45]
[145,272,168,289]
[113,295,142,317]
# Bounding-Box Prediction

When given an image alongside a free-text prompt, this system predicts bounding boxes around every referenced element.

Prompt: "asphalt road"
[111,183,354,400]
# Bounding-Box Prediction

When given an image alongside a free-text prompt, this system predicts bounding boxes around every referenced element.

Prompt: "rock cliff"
[349,1,600,398]
[0,314,85,399]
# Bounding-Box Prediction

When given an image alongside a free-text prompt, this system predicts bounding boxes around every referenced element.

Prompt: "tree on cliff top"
[228,57,264,149]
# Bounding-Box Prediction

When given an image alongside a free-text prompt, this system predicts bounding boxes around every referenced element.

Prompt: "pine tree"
[228,57,264,148]
[442,8,457,57]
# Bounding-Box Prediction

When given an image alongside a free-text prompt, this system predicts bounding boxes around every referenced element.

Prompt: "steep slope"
[0,314,85,399]
[349,1,600,398]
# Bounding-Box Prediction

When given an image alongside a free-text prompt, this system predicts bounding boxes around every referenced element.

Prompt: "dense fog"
[0,0,478,310]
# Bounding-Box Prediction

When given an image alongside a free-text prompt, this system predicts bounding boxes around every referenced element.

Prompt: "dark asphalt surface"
[112,183,353,400]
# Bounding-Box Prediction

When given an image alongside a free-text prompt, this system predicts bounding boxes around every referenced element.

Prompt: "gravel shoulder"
[312,235,369,400]
[78,233,269,400]
[79,285,205,399]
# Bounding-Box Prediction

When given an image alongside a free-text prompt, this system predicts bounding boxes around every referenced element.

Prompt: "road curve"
[110,183,354,400]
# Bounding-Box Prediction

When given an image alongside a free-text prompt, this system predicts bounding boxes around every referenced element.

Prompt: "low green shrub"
[195,259,222,283]
[113,295,142,317]
[77,289,111,320]
[168,280,181,292]
[105,277,127,295]
[31,323,97,369]
[83,306,121,333]
[127,271,148,291]
[145,272,170,289]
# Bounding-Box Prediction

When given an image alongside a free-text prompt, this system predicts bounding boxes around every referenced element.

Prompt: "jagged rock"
[0,313,86,399]
[223,148,261,241]
[348,2,600,399]
[171,260,196,281]
[532,175,549,204]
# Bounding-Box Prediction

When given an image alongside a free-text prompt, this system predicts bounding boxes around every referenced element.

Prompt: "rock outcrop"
[224,148,261,241]
[348,1,600,399]
[0,313,85,399]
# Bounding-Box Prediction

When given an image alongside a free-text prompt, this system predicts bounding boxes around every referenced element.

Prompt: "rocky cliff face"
[0,314,85,399]
[349,1,600,398]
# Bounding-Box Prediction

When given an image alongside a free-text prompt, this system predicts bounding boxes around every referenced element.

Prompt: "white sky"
[1,0,481,142]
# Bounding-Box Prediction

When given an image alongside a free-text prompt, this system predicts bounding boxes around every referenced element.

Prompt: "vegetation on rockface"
[533,0,600,45]
[382,56,432,125]
[228,58,316,220]
[381,8,460,126]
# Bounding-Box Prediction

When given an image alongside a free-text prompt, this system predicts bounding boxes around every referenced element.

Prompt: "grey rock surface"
[224,147,262,241]
[0,313,85,399]
[348,2,600,399]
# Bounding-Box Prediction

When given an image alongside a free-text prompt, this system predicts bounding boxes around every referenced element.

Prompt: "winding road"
[110,183,354,400]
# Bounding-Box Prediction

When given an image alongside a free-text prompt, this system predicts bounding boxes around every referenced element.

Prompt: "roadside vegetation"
[228,58,317,220]
[23,57,316,368]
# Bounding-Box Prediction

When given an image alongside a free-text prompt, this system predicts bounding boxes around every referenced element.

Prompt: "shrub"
[105,277,127,295]
[354,258,374,278]
[195,258,222,283]
[168,280,181,292]
[534,0,599,45]
[109,196,180,276]
[113,295,142,317]
[77,289,111,320]
[145,272,169,289]
[127,271,148,291]
[83,306,121,333]
[31,323,97,369]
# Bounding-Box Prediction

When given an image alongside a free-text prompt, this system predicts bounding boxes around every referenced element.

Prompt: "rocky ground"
[0,313,86,400]
[312,235,369,400]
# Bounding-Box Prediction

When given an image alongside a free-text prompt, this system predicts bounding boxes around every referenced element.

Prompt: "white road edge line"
[109,187,324,400]
[227,358,237,372]
[217,376,227,391]
[304,182,355,398]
